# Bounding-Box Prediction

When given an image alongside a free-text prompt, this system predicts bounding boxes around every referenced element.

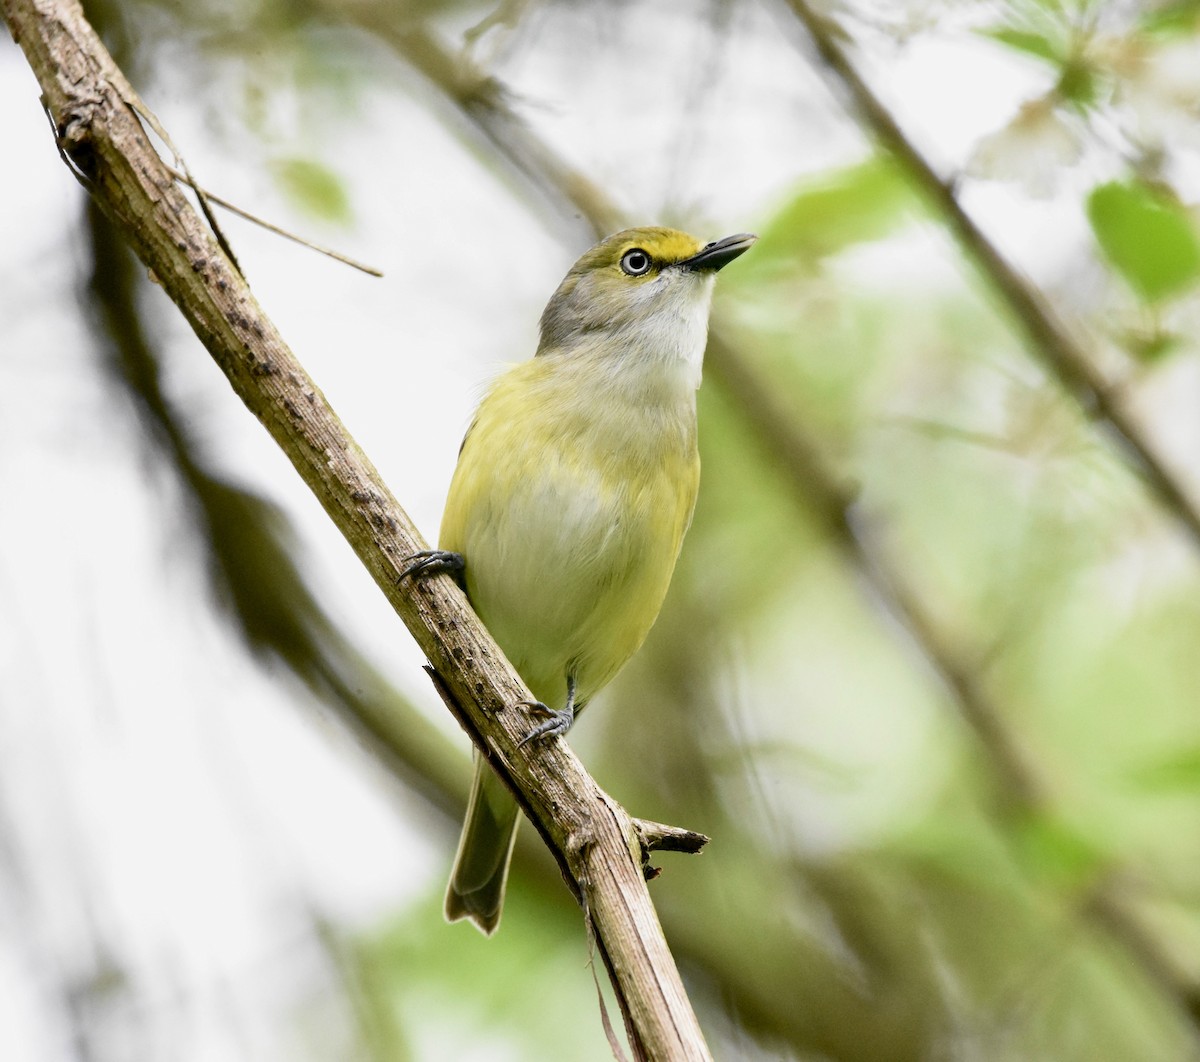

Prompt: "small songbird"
[407,226,755,934]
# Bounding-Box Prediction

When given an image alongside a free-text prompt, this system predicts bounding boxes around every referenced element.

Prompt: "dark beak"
[679,232,758,272]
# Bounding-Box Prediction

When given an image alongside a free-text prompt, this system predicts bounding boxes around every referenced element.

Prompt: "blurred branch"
[345,8,1200,1034]
[703,329,1043,808]
[710,329,1200,1026]
[365,17,623,238]
[350,15,622,240]
[85,199,462,821]
[7,1,713,1057]
[779,0,1200,552]
[1088,888,1200,1026]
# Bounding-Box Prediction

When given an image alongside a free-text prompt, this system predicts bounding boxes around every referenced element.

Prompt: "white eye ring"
[620,249,653,276]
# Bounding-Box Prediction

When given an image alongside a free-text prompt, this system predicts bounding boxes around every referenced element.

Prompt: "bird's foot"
[517,701,576,747]
[398,549,465,581]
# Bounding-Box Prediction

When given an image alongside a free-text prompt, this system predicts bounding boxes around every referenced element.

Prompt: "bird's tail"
[444,753,520,935]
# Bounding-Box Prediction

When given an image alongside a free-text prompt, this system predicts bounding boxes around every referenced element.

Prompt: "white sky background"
[0,2,1171,1058]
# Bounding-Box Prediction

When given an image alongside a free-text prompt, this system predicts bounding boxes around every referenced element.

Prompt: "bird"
[405,226,755,934]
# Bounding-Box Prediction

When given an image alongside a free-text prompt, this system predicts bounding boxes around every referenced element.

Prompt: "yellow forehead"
[573,227,705,272]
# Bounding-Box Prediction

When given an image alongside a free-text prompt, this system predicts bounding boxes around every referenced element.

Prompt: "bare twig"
[634,820,710,883]
[779,0,1200,552]
[162,164,384,277]
[634,820,710,858]
[4,2,712,1057]
[125,91,243,274]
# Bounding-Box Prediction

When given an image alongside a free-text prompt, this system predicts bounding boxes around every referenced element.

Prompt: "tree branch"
[3,1,712,1057]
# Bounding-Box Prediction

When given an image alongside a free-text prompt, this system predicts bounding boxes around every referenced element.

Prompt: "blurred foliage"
[10,0,1200,1060]
[743,156,923,275]
[1087,178,1200,304]
[355,877,621,1062]
[270,156,354,223]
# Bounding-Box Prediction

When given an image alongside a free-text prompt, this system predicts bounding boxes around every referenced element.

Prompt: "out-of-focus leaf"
[979,24,1097,105]
[1013,812,1106,889]
[271,156,353,223]
[745,155,920,273]
[1123,326,1184,363]
[1140,0,1200,37]
[1086,179,1200,302]
[980,26,1065,64]
[1057,56,1100,106]
[1132,748,1200,791]
[357,884,617,1062]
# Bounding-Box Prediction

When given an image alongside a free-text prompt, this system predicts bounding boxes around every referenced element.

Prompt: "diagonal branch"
[779,0,1200,552]
[3,1,712,1057]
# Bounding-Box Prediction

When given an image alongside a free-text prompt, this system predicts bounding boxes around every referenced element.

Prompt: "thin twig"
[126,95,243,275]
[163,163,384,277]
[634,819,711,857]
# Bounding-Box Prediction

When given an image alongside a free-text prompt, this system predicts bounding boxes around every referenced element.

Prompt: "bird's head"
[537,227,756,374]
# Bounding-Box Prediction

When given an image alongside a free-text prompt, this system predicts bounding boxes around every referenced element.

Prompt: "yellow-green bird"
[408,226,755,934]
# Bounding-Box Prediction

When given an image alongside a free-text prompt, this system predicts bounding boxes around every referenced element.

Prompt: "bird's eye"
[619,249,653,276]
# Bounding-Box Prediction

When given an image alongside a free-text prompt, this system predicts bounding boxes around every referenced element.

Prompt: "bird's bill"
[678,232,758,272]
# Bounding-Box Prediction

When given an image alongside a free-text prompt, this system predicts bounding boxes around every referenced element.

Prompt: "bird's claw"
[399,549,465,581]
[517,701,575,747]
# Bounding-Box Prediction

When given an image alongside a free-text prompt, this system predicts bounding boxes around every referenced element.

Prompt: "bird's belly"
[453,459,689,709]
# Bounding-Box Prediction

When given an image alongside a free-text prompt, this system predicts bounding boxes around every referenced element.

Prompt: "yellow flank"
[438,225,755,934]
[440,352,700,709]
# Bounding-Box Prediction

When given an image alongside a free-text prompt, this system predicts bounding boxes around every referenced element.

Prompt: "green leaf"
[270,156,352,224]
[1132,747,1200,790]
[1086,180,1200,302]
[747,155,920,273]
[1140,0,1200,37]
[1057,57,1100,107]
[1012,812,1106,888]
[980,26,1065,65]
[1123,327,1184,364]
[356,884,619,1061]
